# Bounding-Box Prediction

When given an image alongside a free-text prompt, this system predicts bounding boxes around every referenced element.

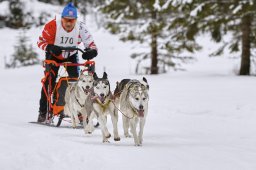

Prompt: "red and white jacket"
[37,17,97,59]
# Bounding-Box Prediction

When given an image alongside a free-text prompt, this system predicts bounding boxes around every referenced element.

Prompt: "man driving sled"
[37,3,98,122]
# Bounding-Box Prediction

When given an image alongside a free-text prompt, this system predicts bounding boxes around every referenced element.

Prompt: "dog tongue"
[138,110,144,117]
[99,96,105,103]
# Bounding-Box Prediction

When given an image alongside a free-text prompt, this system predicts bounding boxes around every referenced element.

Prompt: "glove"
[46,44,62,56]
[46,55,54,60]
[82,48,98,60]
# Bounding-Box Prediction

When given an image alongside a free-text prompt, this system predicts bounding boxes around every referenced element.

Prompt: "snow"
[153,0,161,11]
[1,53,256,170]
[1,1,256,170]
[0,0,62,19]
[190,3,204,17]
[162,0,172,10]
[0,1,9,16]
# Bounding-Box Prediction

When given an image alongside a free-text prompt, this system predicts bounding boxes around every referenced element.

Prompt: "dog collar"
[95,98,111,112]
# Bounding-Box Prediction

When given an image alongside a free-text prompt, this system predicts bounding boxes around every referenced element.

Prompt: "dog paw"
[84,130,92,134]
[139,138,143,144]
[84,126,92,133]
[114,137,121,141]
[85,130,94,134]
[124,133,132,138]
[102,139,110,143]
[134,143,142,146]
[106,133,111,138]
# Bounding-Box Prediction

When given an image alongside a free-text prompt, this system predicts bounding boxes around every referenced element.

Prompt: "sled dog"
[114,77,149,146]
[92,72,120,142]
[64,71,94,131]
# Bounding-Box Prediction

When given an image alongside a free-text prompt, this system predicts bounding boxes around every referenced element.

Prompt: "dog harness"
[75,96,84,108]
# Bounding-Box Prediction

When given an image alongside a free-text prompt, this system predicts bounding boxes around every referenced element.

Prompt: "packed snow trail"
[0,58,256,170]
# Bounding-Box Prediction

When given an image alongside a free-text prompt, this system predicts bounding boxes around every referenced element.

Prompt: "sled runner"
[29,121,84,129]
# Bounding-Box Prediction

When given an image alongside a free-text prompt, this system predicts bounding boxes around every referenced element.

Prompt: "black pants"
[39,53,79,114]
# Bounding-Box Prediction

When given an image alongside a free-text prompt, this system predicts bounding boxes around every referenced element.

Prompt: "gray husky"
[64,72,94,132]
[114,77,149,146]
[92,72,120,143]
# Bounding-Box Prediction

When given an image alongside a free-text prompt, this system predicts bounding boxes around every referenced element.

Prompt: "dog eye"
[104,86,107,88]
[143,97,146,101]
[83,80,86,82]
[89,81,92,83]
[135,98,139,101]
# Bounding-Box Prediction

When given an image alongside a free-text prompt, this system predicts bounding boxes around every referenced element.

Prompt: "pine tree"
[101,0,162,74]
[8,29,39,68]
[101,0,199,74]
[182,0,256,75]
[6,0,24,28]
[5,0,35,28]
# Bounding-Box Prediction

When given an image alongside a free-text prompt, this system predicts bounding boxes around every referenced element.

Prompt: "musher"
[37,2,98,122]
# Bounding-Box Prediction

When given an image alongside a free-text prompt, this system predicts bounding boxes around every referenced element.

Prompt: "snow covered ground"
[1,1,256,170]
[1,54,256,170]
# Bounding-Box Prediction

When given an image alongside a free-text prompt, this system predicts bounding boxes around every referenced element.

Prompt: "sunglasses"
[62,18,77,23]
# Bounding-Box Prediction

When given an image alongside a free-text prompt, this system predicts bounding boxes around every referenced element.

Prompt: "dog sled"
[31,47,95,127]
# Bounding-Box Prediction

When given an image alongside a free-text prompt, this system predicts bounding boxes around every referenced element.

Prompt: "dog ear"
[103,72,108,79]
[93,73,98,80]
[143,77,147,83]
[142,77,149,90]
[89,71,94,76]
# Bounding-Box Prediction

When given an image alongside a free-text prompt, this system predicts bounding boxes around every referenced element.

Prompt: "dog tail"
[113,81,120,96]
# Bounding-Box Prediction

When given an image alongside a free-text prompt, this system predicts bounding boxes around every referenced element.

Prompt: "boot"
[37,111,46,123]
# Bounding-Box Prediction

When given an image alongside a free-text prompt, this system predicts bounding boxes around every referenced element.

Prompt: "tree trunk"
[150,10,158,74]
[73,0,78,7]
[58,0,64,5]
[239,14,251,75]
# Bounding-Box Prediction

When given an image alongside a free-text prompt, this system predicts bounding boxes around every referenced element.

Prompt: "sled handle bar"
[59,47,86,54]
[44,47,95,67]
[44,60,95,67]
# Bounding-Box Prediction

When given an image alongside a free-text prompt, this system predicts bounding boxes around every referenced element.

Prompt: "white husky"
[92,72,120,143]
[64,71,94,131]
[114,78,149,146]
